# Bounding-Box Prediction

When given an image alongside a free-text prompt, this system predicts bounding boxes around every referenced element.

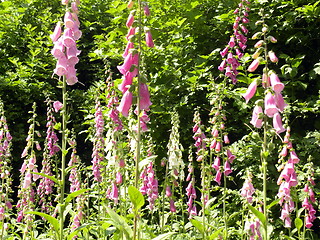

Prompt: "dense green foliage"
[0,0,319,238]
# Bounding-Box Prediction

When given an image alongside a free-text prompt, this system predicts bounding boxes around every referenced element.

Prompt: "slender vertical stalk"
[59,76,67,240]
[201,161,207,239]
[262,115,268,240]
[223,170,227,239]
[133,1,143,239]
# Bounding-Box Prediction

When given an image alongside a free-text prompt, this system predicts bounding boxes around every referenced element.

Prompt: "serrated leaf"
[247,204,266,226]
[27,211,60,238]
[128,186,144,211]
[31,172,59,185]
[151,232,176,240]
[65,189,89,205]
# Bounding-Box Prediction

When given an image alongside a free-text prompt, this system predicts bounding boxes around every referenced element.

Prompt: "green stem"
[223,169,227,240]
[133,0,143,239]
[201,161,207,239]
[262,114,268,240]
[59,76,67,240]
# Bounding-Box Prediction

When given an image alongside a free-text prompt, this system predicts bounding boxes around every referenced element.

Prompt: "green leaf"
[65,189,89,205]
[27,211,60,238]
[295,217,303,232]
[128,186,145,211]
[247,204,266,226]
[106,207,133,239]
[267,198,280,210]
[209,228,223,240]
[190,218,204,234]
[138,155,157,170]
[31,172,60,185]
[151,232,176,240]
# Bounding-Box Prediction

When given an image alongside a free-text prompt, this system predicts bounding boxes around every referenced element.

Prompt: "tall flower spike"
[51,1,82,85]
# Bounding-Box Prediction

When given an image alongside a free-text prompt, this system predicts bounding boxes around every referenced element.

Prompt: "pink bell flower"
[62,29,76,48]
[64,12,75,29]
[274,92,287,112]
[144,4,151,16]
[117,90,133,117]
[67,45,81,65]
[212,156,220,171]
[248,59,260,72]
[250,105,263,128]
[122,41,134,58]
[273,112,286,134]
[118,74,133,93]
[53,101,63,112]
[264,92,278,117]
[50,22,62,42]
[66,66,78,85]
[226,149,236,163]
[126,13,134,28]
[54,56,68,76]
[224,161,232,176]
[51,39,65,59]
[139,83,152,110]
[242,80,257,103]
[214,170,222,185]
[268,51,278,63]
[218,59,226,72]
[170,199,176,212]
[270,73,284,93]
[166,186,172,197]
[145,30,154,48]
[228,36,235,48]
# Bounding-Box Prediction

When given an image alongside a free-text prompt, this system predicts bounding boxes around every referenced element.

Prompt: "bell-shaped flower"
[273,112,286,134]
[71,2,79,14]
[290,151,300,164]
[264,92,278,117]
[126,13,134,28]
[117,90,133,117]
[214,170,222,185]
[118,73,133,93]
[72,24,82,40]
[228,36,235,48]
[226,149,236,163]
[212,156,220,171]
[50,22,62,42]
[139,83,152,110]
[247,59,260,72]
[224,161,232,176]
[64,12,75,29]
[62,29,76,48]
[66,66,78,85]
[117,52,135,75]
[274,92,287,112]
[250,105,263,128]
[51,39,65,59]
[145,30,154,48]
[218,59,226,72]
[144,4,151,16]
[268,51,278,63]
[270,72,284,93]
[67,45,81,65]
[242,80,257,103]
[122,41,134,58]
[54,56,68,76]
[170,199,176,212]
[126,27,136,41]
[165,186,172,197]
[53,101,63,112]
[220,46,229,57]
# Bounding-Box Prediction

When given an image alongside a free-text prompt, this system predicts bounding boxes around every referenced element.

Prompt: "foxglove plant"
[218,0,251,84]
[0,101,13,238]
[242,11,290,238]
[50,0,82,238]
[37,99,59,215]
[17,103,40,238]
[185,149,197,219]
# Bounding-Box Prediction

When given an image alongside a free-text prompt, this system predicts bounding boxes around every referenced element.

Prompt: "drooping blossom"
[242,80,257,103]
[140,162,158,210]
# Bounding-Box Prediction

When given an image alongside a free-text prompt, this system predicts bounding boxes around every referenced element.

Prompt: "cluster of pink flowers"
[140,162,158,210]
[302,172,316,228]
[106,75,123,131]
[68,138,85,231]
[192,111,207,163]
[91,100,104,182]
[186,176,197,218]
[17,105,40,226]
[0,104,13,222]
[51,0,81,85]
[244,218,262,240]
[276,128,299,227]
[37,100,58,214]
[244,31,287,133]
[240,174,255,203]
[209,102,235,185]
[117,1,153,131]
[218,0,251,84]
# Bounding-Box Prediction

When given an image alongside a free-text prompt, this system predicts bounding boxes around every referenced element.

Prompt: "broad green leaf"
[190,218,204,234]
[151,232,176,240]
[247,204,266,226]
[65,189,89,205]
[138,155,157,170]
[67,224,92,240]
[295,217,303,232]
[128,186,145,211]
[209,228,223,240]
[27,211,60,238]
[106,207,133,239]
[31,172,59,185]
